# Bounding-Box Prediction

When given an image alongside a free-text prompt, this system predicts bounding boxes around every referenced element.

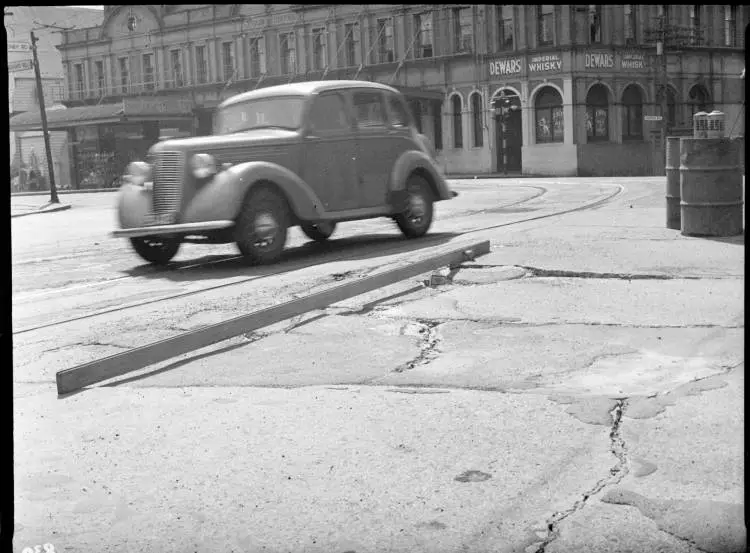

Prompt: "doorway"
[492,91,523,173]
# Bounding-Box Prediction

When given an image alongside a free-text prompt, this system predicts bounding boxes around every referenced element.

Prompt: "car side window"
[386,93,410,128]
[353,91,387,128]
[308,92,350,132]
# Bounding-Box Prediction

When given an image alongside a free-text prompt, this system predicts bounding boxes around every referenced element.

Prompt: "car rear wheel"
[129,235,181,265]
[301,221,336,242]
[235,187,289,265]
[395,174,434,238]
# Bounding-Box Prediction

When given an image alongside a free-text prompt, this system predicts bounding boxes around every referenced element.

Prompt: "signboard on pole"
[644,115,663,121]
[8,59,34,73]
[8,41,32,52]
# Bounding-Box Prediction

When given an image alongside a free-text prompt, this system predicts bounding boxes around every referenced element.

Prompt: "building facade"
[6,6,104,190]
[10,4,746,184]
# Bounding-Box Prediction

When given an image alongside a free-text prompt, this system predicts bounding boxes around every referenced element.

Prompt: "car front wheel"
[301,221,336,242]
[129,235,181,265]
[395,174,434,238]
[235,187,289,265]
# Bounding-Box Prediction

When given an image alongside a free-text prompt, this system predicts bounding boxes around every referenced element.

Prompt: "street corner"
[11,201,72,218]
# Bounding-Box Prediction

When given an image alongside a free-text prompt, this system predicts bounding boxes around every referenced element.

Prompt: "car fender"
[390,150,453,201]
[117,183,153,228]
[181,161,325,223]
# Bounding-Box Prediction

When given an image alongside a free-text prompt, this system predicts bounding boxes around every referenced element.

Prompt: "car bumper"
[112,220,235,239]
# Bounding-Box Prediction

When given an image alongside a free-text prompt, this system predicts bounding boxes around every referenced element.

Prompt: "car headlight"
[191,153,217,179]
[125,161,151,186]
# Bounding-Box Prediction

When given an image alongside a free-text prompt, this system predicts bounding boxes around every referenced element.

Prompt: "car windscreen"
[215,97,305,134]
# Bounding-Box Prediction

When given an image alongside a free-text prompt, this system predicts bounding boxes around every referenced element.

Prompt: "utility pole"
[657,24,668,168]
[30,30,59,203]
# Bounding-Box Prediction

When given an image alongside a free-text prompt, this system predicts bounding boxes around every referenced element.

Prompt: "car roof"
[219,80,402,108]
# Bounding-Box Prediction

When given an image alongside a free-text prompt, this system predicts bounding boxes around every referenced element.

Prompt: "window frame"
[385,92,411,129]
[497,6,515,51]
[306,91,351,133]
[451,94,463,149]
[344,22,360,67]
[94,60,105,95]
[169,49,183,88]
[142,53,155,90]
[195,45,208,84]
[118,56,129,94]
[74,63,85,98]
[280,32,296,75]
[376,17,394,63]
[414,12,433,58]
[538,5,554,46]
[312,27,327,71]
[589,5,602,44]
[222,41,234,81]
[690,6,702,45]
[249,36,267,77]
[688,84,711,119]
[724,5,737,47]
[624,5,636,45]
[453,7,474,54]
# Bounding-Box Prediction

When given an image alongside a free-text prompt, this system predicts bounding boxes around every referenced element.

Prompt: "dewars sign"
[584,51,614,69]
[489,57,522,77]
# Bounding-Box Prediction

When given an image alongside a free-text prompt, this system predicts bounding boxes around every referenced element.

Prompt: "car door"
[352,90,397,208]
[302,91,358,212]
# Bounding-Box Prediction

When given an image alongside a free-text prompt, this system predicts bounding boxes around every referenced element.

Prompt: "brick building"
[6,6,104,190]
[9,4,747,183]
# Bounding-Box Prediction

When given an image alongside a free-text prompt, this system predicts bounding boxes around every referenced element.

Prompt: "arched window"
[535,86,563,143]
[470,92,483,147]
[452,95,463,148]
[585,84,609,141]
[656,86,677,130]
[688,84,711,119]
[622,84,643,140]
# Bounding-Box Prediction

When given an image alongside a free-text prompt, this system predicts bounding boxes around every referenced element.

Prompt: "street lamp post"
[30,30,59,203]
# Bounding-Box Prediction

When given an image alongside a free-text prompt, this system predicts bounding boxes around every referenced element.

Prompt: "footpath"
[13,180,744,553]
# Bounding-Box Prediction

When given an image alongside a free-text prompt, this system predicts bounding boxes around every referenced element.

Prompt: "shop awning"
[9,97,195,132]
[392,86,445,101]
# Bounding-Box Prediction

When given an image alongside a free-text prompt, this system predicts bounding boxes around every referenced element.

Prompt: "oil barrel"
[679,138,744,237]
[665,137,681,229]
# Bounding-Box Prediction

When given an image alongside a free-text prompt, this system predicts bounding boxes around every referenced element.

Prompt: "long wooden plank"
[56,240,490,395]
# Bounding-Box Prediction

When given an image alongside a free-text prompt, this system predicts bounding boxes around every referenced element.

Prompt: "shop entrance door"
[495,111,522,173]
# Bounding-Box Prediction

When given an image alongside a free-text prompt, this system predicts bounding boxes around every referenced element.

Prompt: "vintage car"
[113,80,456,265]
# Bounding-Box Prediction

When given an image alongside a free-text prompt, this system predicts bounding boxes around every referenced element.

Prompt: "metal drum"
[680,138,744,237]
[665,137,681,229]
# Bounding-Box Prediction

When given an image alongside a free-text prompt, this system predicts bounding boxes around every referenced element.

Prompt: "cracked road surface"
[13,178,744,552]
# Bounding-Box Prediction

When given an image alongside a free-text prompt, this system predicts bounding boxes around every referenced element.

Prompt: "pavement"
[13,181,745,552]
[10,199,72,218]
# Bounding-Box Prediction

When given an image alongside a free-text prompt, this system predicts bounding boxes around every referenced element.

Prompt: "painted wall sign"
[246,13,298,30]
[8,42,32,52]
[584,51,614,70]
[8,59,34,73]
[528,53,562,73]
[489,58,522,77]
[620,51,647,70]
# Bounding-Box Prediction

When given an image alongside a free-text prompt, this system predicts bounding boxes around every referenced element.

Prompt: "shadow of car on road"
[121,231,462,283]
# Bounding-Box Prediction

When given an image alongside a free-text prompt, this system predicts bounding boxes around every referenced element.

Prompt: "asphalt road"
[12,177,744,553]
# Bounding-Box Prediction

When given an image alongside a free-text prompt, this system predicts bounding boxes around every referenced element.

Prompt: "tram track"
[13,183,622,336]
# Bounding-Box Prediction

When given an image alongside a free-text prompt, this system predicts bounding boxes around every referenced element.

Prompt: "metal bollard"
[679,138,744,237]
[665,137,681,229]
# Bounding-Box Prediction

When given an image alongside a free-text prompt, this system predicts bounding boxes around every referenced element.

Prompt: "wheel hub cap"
[253,213,278,246]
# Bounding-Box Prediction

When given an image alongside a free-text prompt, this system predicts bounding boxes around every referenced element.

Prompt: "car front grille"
[152,151,185,219]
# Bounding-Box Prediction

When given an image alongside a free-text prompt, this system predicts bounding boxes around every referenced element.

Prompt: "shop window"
[656,86,677,129]
[589,5,602,44]
[196,45,208,84]
[624,5,636,45]
[534,86,563,143]
[170,49,183,88]
[622,84,643,140]
[538,5,554,46]
[280,33,296,75]
[353,91,387,128]
[312,28,327,70]
[453,7,474,54]
[222,41,234,81]
[497,6,514,51]
[142,53,154,90]
[344,23,360,67]
[451,95,463,148]
[690,6,703,45]
[689,84,711,119]
[470,92,483,148]
[249,36,266,76]
[724,5,737,47]
[118,57,129,94]
[414,13,433,58]
[585,84,609,142]
[376,18,394,63]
